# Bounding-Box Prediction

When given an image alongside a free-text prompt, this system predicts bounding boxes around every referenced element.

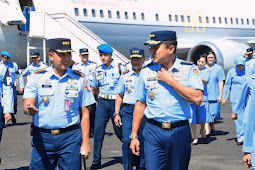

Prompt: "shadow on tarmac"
[5,166,29,170]
[101,156,122,168]
[4,122,31,128]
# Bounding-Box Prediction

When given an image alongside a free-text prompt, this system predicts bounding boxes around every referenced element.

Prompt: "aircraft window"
[241,18,244,25]
[100,10,104,18]
[169,15,172,22]
[125,12,129,19]
[74,8,79,16]
[141,13,145,20]
[236,18,239,24]
[92,9,96,17]
[219,17,222,24]
[133,12,136,20]
[83,9,87,16]
[175,15,178,22]
[247,19,249,25]
[108,10,112,18]
[199,16,202,23]
[187,15,191,23]
[117,11,120,19]
[230,18,233,24]
[156,14,159,21]
[253,19,255,25]
[206,16,209,23]
[181,15,184,22]
[224,17,227,24]
[213,17,216,24]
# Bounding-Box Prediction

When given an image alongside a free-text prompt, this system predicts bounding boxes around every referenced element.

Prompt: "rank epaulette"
[124,62,130,66]
[142,61,153,68]
[73,62,79,65]
[73,70,85,78]
[34,68,47,74]
[181,61,194,65]
[122,69,130,75]
[96,64,102,69]
[91,61,97,64]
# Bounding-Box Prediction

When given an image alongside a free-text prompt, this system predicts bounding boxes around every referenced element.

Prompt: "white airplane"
[0,0,255,71]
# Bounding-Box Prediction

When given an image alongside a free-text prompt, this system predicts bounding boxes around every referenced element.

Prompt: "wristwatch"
[129,135,138,140]
[113,112,119,116]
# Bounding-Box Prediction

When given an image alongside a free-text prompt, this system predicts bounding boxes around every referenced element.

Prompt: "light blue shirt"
[23,61,48,76]
[135,59,203,123]
[222,67,254,103]
[1,61,24,88]
[125,62,132,71]
[91,60,126,95]
[72,60,97,84]
[0,63,14,114]
[117,69,139,105]
[233,74,255,123]
[242,84,255,153]
[246,58,255,71]
[199,67,211,101]
[206,63,225,101]
[23,66,95,129]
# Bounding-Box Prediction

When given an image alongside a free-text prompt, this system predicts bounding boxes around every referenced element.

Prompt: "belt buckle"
[105,94,109,99]
[51,129,60,135]
[162,122,171,129]
[109,94,112,99]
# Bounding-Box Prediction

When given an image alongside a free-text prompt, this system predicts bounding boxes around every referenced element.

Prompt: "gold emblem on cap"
[149,34,155,38]
[150,90,155,99]
[62,41,70,45]
[42,96,49,103]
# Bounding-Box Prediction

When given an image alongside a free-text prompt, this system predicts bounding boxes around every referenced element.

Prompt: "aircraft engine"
[186,39,250,72]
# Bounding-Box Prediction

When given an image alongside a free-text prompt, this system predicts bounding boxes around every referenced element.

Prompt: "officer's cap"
[97,44,113,54]
[144,30,177,47]
[1,51,11,58]
[31,52,40,58]
[129,48,144,58]
[235,57,245,66]
[80,48,89,55]
[48,38,74,53]
[247,47,254,54]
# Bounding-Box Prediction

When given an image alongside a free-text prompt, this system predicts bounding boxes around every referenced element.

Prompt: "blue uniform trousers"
[143,121,191,170]
[0,105,4,141]
[13,86,17,114]
[29,127,82,170]
[93,98,123,164]
[207,101,220,122]
[231,102,244,142]
[89,103,96,136]
[121,105,146,170]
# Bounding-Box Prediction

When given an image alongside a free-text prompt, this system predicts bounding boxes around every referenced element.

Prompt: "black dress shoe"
[237,141,243,145]
[210,130,215,136]
[12,116,17,124]
[205,134,210,138]
[89,163,101,169]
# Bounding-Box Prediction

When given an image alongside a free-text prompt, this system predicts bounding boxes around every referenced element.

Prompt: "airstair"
[28,12,129,65]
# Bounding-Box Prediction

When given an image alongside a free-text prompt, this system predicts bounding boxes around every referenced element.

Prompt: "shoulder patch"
[181,61,194,65]
[34,68,47,74]
[91,61,97,64]
[73,70,85,78]
[73,62,79,65]
[122,69,130,75]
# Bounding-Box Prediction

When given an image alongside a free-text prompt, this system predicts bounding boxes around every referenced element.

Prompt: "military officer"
[129,31,203,170]
[23,38,95,169]
[114,48,146,170]
[72,48,97,138]
[89,44,126,169]
[1,51,25,124]
[244,48,255,70]
[23,52,48,81]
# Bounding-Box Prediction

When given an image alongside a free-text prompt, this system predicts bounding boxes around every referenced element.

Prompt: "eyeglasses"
[2,56,10,59]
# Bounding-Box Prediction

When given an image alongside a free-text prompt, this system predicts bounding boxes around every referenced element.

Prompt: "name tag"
[65,85,79,98]
[173,71,186,81]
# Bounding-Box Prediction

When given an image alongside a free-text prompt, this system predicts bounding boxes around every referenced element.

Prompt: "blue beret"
[144,30,177,46]
[80,48,89,55]
[129,48,144,58]
[247,47,254,54]
[31,52,40,58]
[48,38,74,53]
[1,51,11,58]
[97,44,113,54]
[235,57,245,66]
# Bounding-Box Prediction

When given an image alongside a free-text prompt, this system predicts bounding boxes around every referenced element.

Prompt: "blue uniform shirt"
[135,59,203,123]
[233,74,255,123]
[23,66,96,129]
[199,67,211,101]
[23,61,48,76]
[1,61,24,89]
[0,63,14,114]
[206,63,225,101]
[91,60,126,95]
[72,60,97,84]
[117,69,140,105]
[222,67,254,103]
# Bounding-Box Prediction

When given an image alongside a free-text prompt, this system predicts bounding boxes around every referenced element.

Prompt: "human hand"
[232,113,238,120]
[114,115,122,127]
[80,142,90,160]
[243,153,252,169]
[221,100,226,106]
[130,139,140,156]
[217,96,222,103]
[19,88,24,94]
[4,113,12,123]
[26,103,38,115]
[157,68,173,84]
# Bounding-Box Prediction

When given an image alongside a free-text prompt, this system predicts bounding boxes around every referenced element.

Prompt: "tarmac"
[0,93,248,170]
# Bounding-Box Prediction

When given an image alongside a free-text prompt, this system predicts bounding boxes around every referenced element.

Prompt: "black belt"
[123,103,135,107]
[33,124,79,135]
[147,119,188,130]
